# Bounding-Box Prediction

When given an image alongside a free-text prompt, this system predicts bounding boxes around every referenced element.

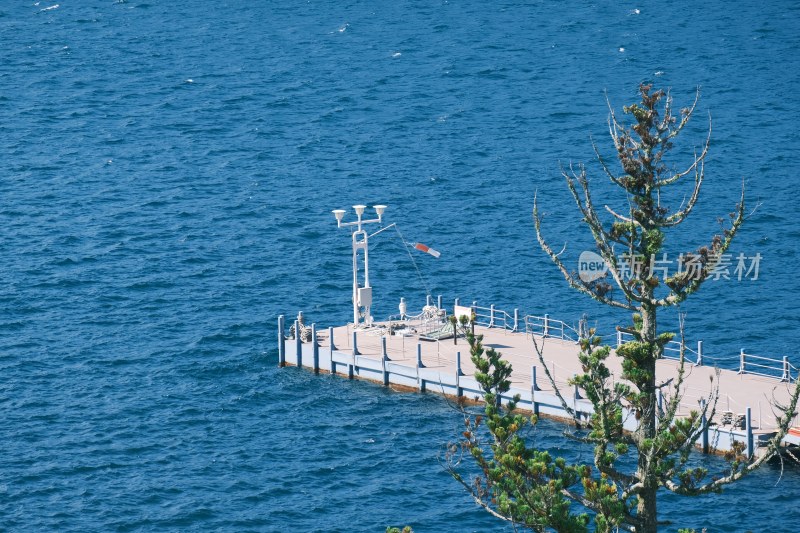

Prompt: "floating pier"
[279,300,800,458]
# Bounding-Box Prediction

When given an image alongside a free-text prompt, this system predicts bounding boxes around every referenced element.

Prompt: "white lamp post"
[332,204,387,327]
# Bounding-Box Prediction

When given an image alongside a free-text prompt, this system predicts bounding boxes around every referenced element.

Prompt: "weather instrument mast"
[332,204,387,328]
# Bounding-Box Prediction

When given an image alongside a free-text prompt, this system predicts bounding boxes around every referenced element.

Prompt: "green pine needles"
[446,84,800,532]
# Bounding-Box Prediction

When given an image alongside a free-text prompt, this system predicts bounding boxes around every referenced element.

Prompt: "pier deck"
[279,317,800,456]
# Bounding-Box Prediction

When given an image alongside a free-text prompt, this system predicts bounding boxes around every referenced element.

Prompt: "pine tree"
[446,84,800,532]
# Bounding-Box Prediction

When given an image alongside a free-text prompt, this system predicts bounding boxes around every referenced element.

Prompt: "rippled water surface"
[2,1,800,531]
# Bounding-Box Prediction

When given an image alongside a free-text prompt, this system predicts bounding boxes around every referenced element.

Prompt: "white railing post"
[417,343,425,392]
[696,340,703,366]
[531,365,539,415]
[427,294,433,307]
[513,308,519,332]
[437,294,442,310]
[312,324,319,374]
[739,349,745,374]
[700,399,709,454]
[616,330,622,348]
[746,407,754,459]
[278,315,286,367]
[489,304,495,328]
[382,336,389,385]
[543,314,550,337]
[454,297,460,309]
[783,356,790,382]
[456,351,463,397]
[295,320,303,367]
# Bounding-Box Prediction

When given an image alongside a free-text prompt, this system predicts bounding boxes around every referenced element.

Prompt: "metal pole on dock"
[278,315,286,367]
[456,351,463,397]
[739,348,745,374]
[657,389,663,418]
[329,326,336,352]
[454,297,460,309]
[349,330,358,379]
[531,366,539,416]
[544,314,550,337]
[696,340,703,366]
[312,324,319,374]
[746,407,754,459]
[294,320,302,367]
[616,330,622,348]
[382,337,389,386]
[427,294,433,307]
[783,356,790,382]
[437,294,442,310]
[513,308,519,332]
[417,344,425,392]
[700,399,709,454]
[489,304,495,328]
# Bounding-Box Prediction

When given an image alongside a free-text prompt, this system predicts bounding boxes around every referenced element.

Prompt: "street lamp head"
[332,209,346,223]
[373,205,387,218]
[353,204,366,217]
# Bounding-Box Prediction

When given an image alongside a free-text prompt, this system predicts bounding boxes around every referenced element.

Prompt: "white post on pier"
[489,304,495,328]
[616,330,622,348]
[278,315,286,367]
[456,351,463,397]
[328,326,336,352]
[531,366,540,416]
[381,336,389,386]
[739,348,745,374]
[427,294,433,307]
[783,356,790,382]
[311,324,319,374]
[657,389,663,417]
[294,320,302,367]
[417,344,425,392]
[513,309,519,332]
[349,330,358,379]
[700,399,709,454]
[696,340,703,366]
[746,407,754,459]
[543,314,550,337]
[437,294,442,310]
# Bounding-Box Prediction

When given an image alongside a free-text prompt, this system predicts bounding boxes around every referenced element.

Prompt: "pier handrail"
[738,351,794,382]
[393,297,797,385]
[524,314,579,342]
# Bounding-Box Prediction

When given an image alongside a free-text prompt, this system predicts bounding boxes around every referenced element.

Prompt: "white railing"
[388,296,796,384]
[525,314,578,342]
[738,351,793,382]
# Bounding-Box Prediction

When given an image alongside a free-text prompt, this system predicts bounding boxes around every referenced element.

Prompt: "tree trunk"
[636,302,658,532]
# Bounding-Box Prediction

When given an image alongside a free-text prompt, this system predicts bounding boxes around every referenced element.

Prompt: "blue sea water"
[2,1,800,531]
